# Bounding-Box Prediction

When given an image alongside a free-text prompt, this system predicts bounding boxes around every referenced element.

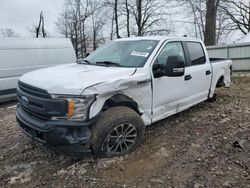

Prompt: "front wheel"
[207,93,217,102]
[91,106,145,157]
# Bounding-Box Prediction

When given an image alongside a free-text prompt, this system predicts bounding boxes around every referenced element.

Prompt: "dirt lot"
[0,73,249,188]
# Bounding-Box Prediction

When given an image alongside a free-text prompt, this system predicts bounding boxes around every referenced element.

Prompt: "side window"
[156,42,185,66]
[186,42,206,65]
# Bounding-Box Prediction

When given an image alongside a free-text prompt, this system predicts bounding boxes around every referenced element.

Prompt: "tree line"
[55,0,250,58]
[55,0,173,58]
[1,0,249,58]
[184,0,250,45]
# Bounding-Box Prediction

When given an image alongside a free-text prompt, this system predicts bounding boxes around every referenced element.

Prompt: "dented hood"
[19,63,136,95]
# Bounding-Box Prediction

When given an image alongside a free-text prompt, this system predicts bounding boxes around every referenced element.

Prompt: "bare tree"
[36,11,46,38]
[183,0,236,45]
[185,0,220,45]
[221,0,250,35]
[204,0,220,45]
[67,0,81,57]
[110,11,115,39]
[215,7,235,44]
[136,0,142,35]
[56,8,71,38]
[184,0,205,39]
[130,0,167,36]
[79,0,91,57]
[105,0,121,39]
[0,28,20,37]
[27,11,47,38]
[55,0,174,55]
[56,0,107,57]
[114,0,121,38]
[57,0,92,57]
[89,0,106,50]
[124,0,130,37]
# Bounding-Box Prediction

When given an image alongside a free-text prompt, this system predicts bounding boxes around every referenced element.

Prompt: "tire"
[207,93,217,102]
[91,106,145,157]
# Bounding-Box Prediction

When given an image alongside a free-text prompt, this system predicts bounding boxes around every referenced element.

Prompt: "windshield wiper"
[82,59,92,64]
[77,59,92,64]
[96,61,122,67]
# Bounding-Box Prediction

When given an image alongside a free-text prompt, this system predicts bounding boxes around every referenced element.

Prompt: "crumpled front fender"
[83,71,152,126]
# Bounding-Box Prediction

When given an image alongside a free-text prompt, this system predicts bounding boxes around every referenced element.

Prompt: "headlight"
[52,95,95,121]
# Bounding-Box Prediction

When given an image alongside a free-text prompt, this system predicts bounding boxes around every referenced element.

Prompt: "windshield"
[84,40,159,67]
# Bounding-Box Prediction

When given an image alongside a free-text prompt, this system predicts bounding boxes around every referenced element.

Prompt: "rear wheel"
[208,77,223,102]
[91,106,145,157]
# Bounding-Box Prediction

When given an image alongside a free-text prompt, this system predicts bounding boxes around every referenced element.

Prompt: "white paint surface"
[18,36,232,125]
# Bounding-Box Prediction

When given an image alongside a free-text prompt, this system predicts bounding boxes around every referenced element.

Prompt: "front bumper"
[16,103,97,149]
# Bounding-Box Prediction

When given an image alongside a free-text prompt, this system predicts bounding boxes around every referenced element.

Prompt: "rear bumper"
[16,103,97,149]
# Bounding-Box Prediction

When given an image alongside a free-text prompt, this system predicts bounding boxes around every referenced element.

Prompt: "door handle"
[185,75,192,81]
[206,70,211,75]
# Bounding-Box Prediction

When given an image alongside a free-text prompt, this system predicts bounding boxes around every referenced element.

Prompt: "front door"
[152,41,187,122]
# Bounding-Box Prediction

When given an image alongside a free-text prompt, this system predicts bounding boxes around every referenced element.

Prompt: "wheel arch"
[102,94,142,115]
[216,75,225,87]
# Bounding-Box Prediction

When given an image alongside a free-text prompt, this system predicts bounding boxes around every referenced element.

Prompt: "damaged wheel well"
[102,94,142,115]
[216,76,225,87]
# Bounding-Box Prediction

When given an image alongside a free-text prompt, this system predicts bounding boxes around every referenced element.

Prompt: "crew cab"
[16,36,232,157]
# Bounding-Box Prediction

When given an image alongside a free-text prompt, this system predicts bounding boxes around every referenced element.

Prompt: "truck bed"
[209,58,232,98]
[209,58,230,63]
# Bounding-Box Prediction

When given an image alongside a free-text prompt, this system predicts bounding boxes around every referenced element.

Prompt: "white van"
[0,38,76,102]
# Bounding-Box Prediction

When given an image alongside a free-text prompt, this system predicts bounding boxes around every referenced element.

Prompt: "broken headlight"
[52,95,95,121]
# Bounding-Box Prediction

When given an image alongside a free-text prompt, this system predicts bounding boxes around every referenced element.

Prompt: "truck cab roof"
[115,36,203,43]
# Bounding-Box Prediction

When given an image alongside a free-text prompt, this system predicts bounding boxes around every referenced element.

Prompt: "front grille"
[17,81,52,121]
[18,81,50,99]
[21,105,50,121]
[17,81,67,122]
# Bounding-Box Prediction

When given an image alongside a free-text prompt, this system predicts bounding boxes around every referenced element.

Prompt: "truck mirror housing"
[153,63,166,78]
[165,56,185,77]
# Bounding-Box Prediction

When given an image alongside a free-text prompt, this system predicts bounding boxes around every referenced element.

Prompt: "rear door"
[181,41,212,109]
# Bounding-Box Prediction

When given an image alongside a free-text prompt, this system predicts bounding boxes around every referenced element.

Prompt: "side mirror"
[165,56,185,77]
[153,63,166,78]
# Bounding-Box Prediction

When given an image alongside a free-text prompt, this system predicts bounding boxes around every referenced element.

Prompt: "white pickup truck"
[16,36,232,157]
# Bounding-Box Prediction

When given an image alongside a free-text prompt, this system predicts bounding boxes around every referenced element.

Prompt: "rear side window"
[186,42,206,65]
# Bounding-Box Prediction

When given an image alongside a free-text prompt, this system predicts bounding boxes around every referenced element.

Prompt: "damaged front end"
[16,81,98,152]
[16,68,153,154]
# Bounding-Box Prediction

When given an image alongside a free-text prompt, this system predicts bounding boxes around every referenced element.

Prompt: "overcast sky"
[0,0,246,43]
[0,0,64,37]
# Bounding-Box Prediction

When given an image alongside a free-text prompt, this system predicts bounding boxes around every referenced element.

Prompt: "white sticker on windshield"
[131,51,149,57]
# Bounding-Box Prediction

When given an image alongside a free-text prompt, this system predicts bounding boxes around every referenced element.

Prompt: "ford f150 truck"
[16,36,232,157]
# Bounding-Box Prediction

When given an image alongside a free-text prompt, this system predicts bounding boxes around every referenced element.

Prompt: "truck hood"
[19,63,136,95]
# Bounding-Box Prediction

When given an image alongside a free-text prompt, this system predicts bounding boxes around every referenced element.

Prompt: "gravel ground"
[0,73,250,188]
